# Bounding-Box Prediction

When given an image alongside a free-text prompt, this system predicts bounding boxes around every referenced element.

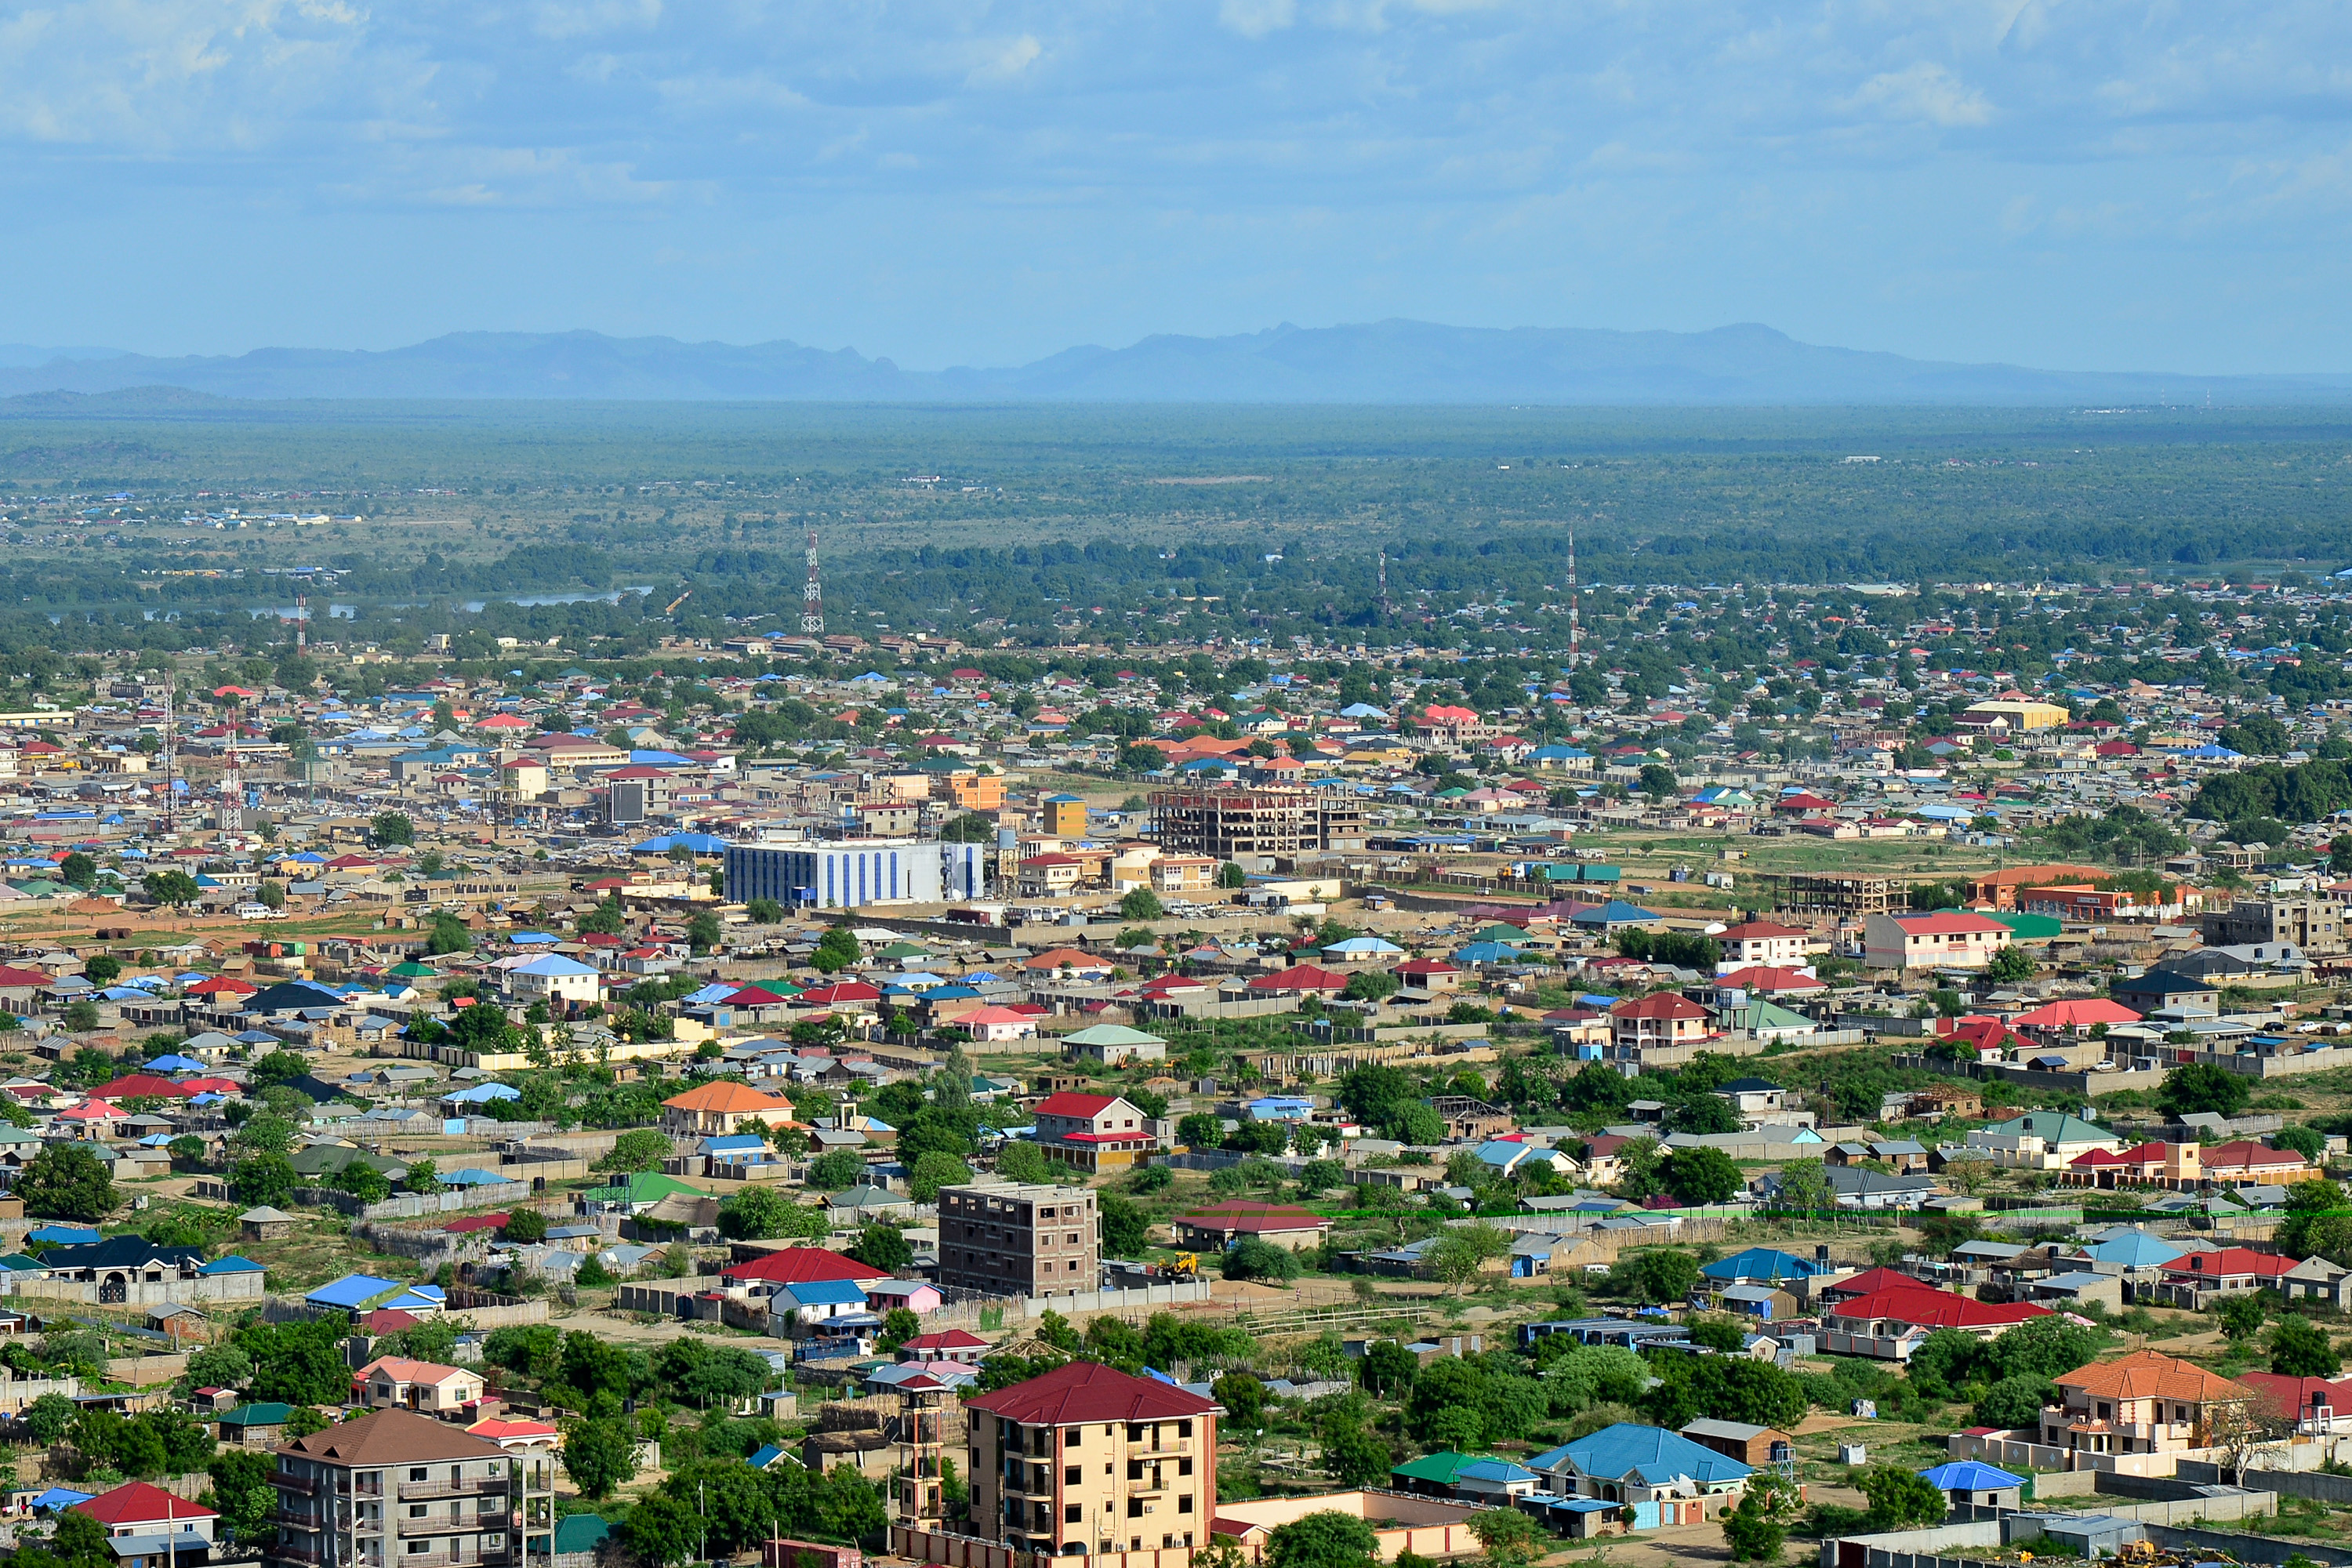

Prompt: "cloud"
[1219,0,1297,40]
[1841,63,1994,129]
[967,34,1043,85]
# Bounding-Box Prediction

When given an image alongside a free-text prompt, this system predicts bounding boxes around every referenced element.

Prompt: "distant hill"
[2,321,2347,405]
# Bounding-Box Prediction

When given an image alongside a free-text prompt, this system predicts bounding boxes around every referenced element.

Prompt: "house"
[354,1356,486,1417]
[1713,921,1813,971]
[73,1481,216,1568]
[659,1080,793,1137]
[1919,1461,2024,1512]
[2147,1247,2299,1310]
[2200,1140,2310,1185]
[2281,1255,2352,1312]
[1061,1024,1167,1065]
[214,1402,294,1447]
[1526,1422,1753,1524]
[1170,1203,1333,1254]
[1700,1248,1821,1287]
[1680,1421,1793,1468]
[1608,993,1714,1051]
[269,1408,548,1568]
[1861,911,2013,971]
[897,1329,989,1365]
[2040,1350,2252,1461]
[2111,968,2221,1015]
[1965,1112,2124,1171]
[238,1207,296,1241]
[1030,1092,1157,1174]
[864,1279,946,1318]
[1711,1079,1790,1119]
[1824,1166,1936,1210]
[2064,1142,2201,1190]
[1822,1283,2052,1361]
[34,1238,267,1306]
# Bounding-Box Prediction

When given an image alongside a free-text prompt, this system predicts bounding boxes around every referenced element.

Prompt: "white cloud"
[532,0,662,43]
[1841,63,1994,129]
[1219,0,1297,40]
[967,34,1044,85]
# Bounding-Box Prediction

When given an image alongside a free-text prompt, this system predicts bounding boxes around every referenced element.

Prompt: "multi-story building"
[721,839,989,913]
[2038,1349,2252,1461]
[1030,1093,1158,1174]
[354,1357,486,1417]
[2202,895,2348,956]
[1861,910,2013,970]
[1712,920,1813,971]
[1149,786,1363,861]
[965,1361,1218,1557]
[270,1406,555,1568]
[937,1181,1099,1298]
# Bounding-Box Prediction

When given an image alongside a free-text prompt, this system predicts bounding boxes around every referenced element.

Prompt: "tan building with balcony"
[2039,1349,2252,1462]
[270,1407,554,1568]
[966,1361,1218,1558]
[355,1357,486,1418]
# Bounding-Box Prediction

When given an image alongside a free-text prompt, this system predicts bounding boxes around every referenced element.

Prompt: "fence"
[101,1356,187,1389]
[890,1527,1191,1568]
[1022,1283,1214,1319]
[288,1183,532,1219]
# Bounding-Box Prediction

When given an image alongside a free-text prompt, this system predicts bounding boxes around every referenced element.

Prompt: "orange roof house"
[659,1080,793,1136]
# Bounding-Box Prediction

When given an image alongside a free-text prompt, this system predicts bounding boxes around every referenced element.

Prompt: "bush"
[1222,1236,1301,1285]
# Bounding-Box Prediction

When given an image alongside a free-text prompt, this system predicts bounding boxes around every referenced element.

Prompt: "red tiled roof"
[1244,964,1349,993]
[1890,911,2009,935]
[2201,1141,2307,1171]
[720,1247,892,1286]
[1824,1283,2052,1330]
[2163,1248,2296,1281]
[0,967,54,989]
[2012,998,2142,1029]
[88,1073,187,1102]
[964,1359,1218,1426]
[1610,993,1709,1021]
[1034,1092,1119,1118]
[900,1330,990,1352]
[75,1482,216,1527]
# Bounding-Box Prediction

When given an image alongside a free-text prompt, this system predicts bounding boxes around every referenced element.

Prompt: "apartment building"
[1861,910,2013,971]
[2202,895,2348,956]
[937,1181,1099,1298]
[966,1361,1219,1557]
[2038,1349,2252,1461]
[270,1407,555,1568]
[1149,786,1364,860]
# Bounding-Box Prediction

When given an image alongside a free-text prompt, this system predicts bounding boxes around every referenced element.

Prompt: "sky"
[6,1,2352,373]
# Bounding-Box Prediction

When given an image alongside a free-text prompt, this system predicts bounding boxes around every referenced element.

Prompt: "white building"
[723,840,989,912]
[507,953,604,1007]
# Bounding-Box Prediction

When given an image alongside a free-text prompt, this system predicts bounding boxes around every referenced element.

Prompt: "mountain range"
[1,320,2346,405]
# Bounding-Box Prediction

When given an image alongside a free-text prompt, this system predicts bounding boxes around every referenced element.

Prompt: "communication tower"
[802,528,825,637]
[295,594,307,653]
[1377,549,1391,619]
[1567,526,1581,671]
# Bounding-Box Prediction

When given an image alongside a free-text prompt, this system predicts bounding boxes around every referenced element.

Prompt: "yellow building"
[946,772,1004,811]
[964,1362,1218,1557]
[1041,794,1089,837]
[1962,700,2071,731]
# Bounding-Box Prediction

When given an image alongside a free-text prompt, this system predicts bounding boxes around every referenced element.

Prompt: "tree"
[1119,886,1165,920]
[1222,1236,1301,1284]
[2158,1062,2252,1120]
[1428,1221,1511,1294]
[994,1141,1051,1184]
[595,1130,672,1174]
[241,1316,358,1406]
[1859,1465,1947,1529]
[908,1152,975,1204]
[1975,1374,2055,1430]
[426,913,474,955]
[230,1153,296,1207]
[1357,1340,1419,1399]
[1986,944,2037,984]
[1176,1112,1224,1149]
[1610,1247,1699,1305]
[563,1416,638,1498]
[142,869,200,907]
[82,954,120,986]
[849,1223,913,1272]
[1722,1474,1797,1563]
[1662,1145,1743,1206]
[18,1143,114,1221]
[1100,1190,1148,1255]
[370,811,415,846]
[1768,1158,1835,1218]
[806,1149,868,1190]
[1264,1512,1380,1568]
[60,1000,99,1033]
[1317,1414,1391,1488]
[503,1207,549,1243]
[1213,1371,1265,1430]
[405,1157,441,1195]
[718,1186,823,1242]
[687,910,723,954]
[2217,1290,2269,1342]
[24,1392,74,1444]
[1467,1507,1544,1568]
[811,925,862,974]
[2270,1314,2341,1377]
[58,853,96,890]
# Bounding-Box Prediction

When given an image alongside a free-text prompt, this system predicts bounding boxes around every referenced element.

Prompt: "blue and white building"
[724,839,989,911]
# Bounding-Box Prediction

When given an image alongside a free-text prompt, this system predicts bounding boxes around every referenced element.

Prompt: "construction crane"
[662,588,691,615]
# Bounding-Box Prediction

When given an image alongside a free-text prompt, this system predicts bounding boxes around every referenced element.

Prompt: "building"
[1609,993,1714,1051]
[938,1181,1099,1298]
[1040,794,1089,838]
[1526,1422,1752,1522]
[1030,1092,1157,1174]
[2200,1140,2310,1185]
[1170,1203,1333,1254]
[964,1360,1218,1556]
[2147,1247,2299,1310]
[659,1080,793,1137]
[505,955,602,1008]
[1149,786,1364,859]
[1862,911,2013,971]
[721,840,989,913]
[2203,895,2348,956]
[2039,1350,2252,1461]
[27,1238,267,1307]
[1766,873,1903,919]
[1679,1421,1793,1468]
[1061,1025,1167,1067]
[1713,921,1813,971]
[354,1356,487,1417]
[76,1481,216,1568]
[270,1407,555,1568]
[1822,1283,2052,1361]
[1965,1112,2124,1171]
[1960,699,2071,731]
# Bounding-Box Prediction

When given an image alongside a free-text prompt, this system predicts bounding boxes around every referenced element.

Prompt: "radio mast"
[1377,549,1391,619]
[1567,526,1581,672]
[161,684,174,835]
[802,528,825,637]
[295,594,307,653]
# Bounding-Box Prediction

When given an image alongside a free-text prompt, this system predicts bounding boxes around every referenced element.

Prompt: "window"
[410,1470,429,1483]
[1178,1497,1192,1514]
[1065,1467,1082,1485]
[1065,1505,1082,1525]
[1065,1429,1080,1448]
[409,1506,427,1519]
[408,1544,429,1556]
[1127,1501,1144,1519]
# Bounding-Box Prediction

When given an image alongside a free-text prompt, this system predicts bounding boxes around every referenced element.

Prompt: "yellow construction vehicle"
[662,588,691,614]
[1169,1254,1200,1282]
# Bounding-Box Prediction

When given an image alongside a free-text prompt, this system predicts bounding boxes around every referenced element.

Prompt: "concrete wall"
[891,1527,1191,1568]
[1022,1283,1214,1318]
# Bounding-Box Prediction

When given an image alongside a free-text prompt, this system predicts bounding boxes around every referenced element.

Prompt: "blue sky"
[7,1,2352,372]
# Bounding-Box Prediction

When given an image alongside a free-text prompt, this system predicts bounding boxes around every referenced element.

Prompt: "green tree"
[595,1130,673,1174]
[1356,1341,1418,1399]
[60,1000,99,1033]
[1223,1236,1302,1285]
[1100,1190,1148,1255]
[1264,1511,1380,1568]
[907,1152,974,1204]
[82,954,120,986]
[17,1143,115,1221]
[811,926,862,974]
[2270,1314,2340,1377]
[1662,1145,1743,1206]
[687,910,723,954]
[426,913,474,955]
[1722,1475,1796,1563]
[805,1149,868,1190]
[370,811,416,846]
[1427,1221,1511,1294]
[1218,861,1248,888]
[745,897,783,924]
[562,1416,638,1499]
[142,869,200,907]
[1974,1374,2056,1430]
[1467,1507,1544,1568]
[1316,1414,1392,1489]
[2158,1062,2252,1120]
[1986,944,2037,984]
[2216,1290,2269,1343]
[1119,887,1165,920]
[240,1316,358,1405]
[57,853,96,890]
[1611,1247,1700,1305]
[24,1392,75,1444]
[1213,1371,1265,1430]
[849,1223,914,1272]
[230,1153,296,1207]
[1859,1465,1948,1528]
[995,1141,1051,1184]
[718,1185,824,1242]
[877,1307,920,1352]
[503,1207,549,1243]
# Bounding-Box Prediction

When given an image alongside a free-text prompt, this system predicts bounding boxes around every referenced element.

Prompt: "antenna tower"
[295,594,307,653]
[1567,526,1581,671]
[161,684,174,834]
[1377,550,1391,619]
[802,528,825,636]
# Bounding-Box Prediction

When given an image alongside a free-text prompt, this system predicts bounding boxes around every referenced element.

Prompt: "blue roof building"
[2077,1228,2184,1269]
[1532,1423,1755,1503]
[306,1273,407,1311]
[1918,1460,2024,1506]
[1699,1247,1821,1284]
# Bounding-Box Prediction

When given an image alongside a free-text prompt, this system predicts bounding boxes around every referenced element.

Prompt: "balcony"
[397,1480,512,1502]
[1000,1468,1053,1497]
[273,1509,326,1530]
[274,1476,321,1497]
